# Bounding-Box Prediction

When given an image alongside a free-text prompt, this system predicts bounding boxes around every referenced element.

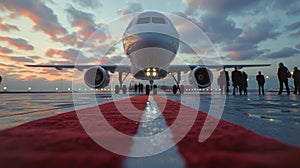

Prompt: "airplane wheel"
[172,85,178,94]
[180,85,184,94]
[122,85,127,94]
[153,85,158,95]
[146,85,150,95]
[115,85,120,94]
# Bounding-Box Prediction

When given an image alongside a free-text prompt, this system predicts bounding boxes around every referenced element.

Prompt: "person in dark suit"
[256,71,265,95]
[217,68,230,95]
[240,71,248,95]
[292,67,300,94]
[134,83,138,93]
[232,67,242,95]
[277,63,290,95]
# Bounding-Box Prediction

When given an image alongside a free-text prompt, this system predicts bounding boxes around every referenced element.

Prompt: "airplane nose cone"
[123,32,179,55]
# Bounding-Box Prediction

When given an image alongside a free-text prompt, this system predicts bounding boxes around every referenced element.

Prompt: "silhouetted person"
[277,63,290,95]
[256,71,265,95]
[0,75,2,84]
[138,83,141,93]
[232,67,242,95]
[240,71,248,95]
[134,83,138,93]
[140,83,144,93]
[292,67,300,94]
[217,69,229,95]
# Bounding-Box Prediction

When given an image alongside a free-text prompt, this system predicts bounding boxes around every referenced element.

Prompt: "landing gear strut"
[115,72,129,94]
[170,72,184,94]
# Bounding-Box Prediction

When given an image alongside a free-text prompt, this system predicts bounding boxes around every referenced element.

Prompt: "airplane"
[26,11,270,94]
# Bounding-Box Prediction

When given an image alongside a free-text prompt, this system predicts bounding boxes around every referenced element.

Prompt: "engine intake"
[189,66,213,88]
[84,66,110,88]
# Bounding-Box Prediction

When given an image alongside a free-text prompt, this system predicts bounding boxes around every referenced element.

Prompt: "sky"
[0,0,299,91]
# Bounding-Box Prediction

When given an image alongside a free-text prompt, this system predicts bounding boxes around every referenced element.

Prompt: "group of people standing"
[217,67,249,95]
[277,63,300,95]
[217,63,300,95]
[134,83,144,93]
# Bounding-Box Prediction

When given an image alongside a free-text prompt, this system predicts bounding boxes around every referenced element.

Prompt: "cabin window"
[152,17,166,24]
[137,17,150,24]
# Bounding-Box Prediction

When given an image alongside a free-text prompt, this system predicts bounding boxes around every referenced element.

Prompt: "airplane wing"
[26,63,270,73]
[168,64,271,73]
[25,64,131,73]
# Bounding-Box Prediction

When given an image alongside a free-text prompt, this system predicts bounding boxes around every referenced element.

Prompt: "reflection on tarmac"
[124,96,184,167]
[0,93,114,129]
[167,92,300,147]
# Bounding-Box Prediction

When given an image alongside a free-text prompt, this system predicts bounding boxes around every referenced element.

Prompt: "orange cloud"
[0,46,13,54]
[0,18,19,32]
[0,36,34,50]
[66,6,107,41]
[0,0,67,39]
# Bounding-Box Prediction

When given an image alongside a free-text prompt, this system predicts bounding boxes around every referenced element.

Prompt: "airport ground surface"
[0,92,299,167]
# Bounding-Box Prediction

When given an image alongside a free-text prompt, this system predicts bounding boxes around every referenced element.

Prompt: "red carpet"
[0,95,299,168]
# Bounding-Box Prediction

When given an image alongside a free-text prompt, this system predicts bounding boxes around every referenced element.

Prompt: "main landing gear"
[170,72,184,94]
[115,72,128,94]
[145,79,158,95]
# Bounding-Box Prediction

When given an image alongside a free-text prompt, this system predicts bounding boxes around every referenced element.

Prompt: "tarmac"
[0,93,299,167]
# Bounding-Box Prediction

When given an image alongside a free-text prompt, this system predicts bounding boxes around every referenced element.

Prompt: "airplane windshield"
[137,17,150,24]
[152,17,166,24]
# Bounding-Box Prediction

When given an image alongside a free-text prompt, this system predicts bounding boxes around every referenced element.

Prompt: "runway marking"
[124,96,185,168]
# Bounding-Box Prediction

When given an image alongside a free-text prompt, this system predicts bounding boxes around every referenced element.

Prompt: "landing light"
[146,72,151,76]
[153,72,157,76]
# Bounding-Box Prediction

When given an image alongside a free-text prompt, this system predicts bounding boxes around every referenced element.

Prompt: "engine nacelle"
[84,66,110,88]
[189,66,213,88]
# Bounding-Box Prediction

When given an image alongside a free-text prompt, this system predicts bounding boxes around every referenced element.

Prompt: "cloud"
[0,54,35,63]
[45,48,96,64]
[285,21,300,31]
[222,19,280,60]
[183,0,260,15]
[239,19,280,43]
[117,2,143,15]
[289,30,300,38]
[296,43,300,49]
[0,18,19,32]
[71,0,102,9]
[54,33,82,47]
[0,46,13,54]
[265,47,300,59]
[0,0,67,39]
[199,12,242,43]
[0,36,34,50]
[226,49,265,60]
[285,21,300,38]
[46,48,80,62]
[272,0,300,16]
[101,56,125,64]
[66,6,106,41]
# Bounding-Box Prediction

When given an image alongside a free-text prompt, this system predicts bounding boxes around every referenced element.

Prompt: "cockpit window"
[137,17,150,24]
[152,17,166,24]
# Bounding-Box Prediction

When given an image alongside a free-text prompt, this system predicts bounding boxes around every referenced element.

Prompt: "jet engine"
[189,66,213,88]
[84,66,110,88]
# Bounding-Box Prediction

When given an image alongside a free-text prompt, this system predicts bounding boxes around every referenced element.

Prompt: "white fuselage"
[122,11,179,80]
